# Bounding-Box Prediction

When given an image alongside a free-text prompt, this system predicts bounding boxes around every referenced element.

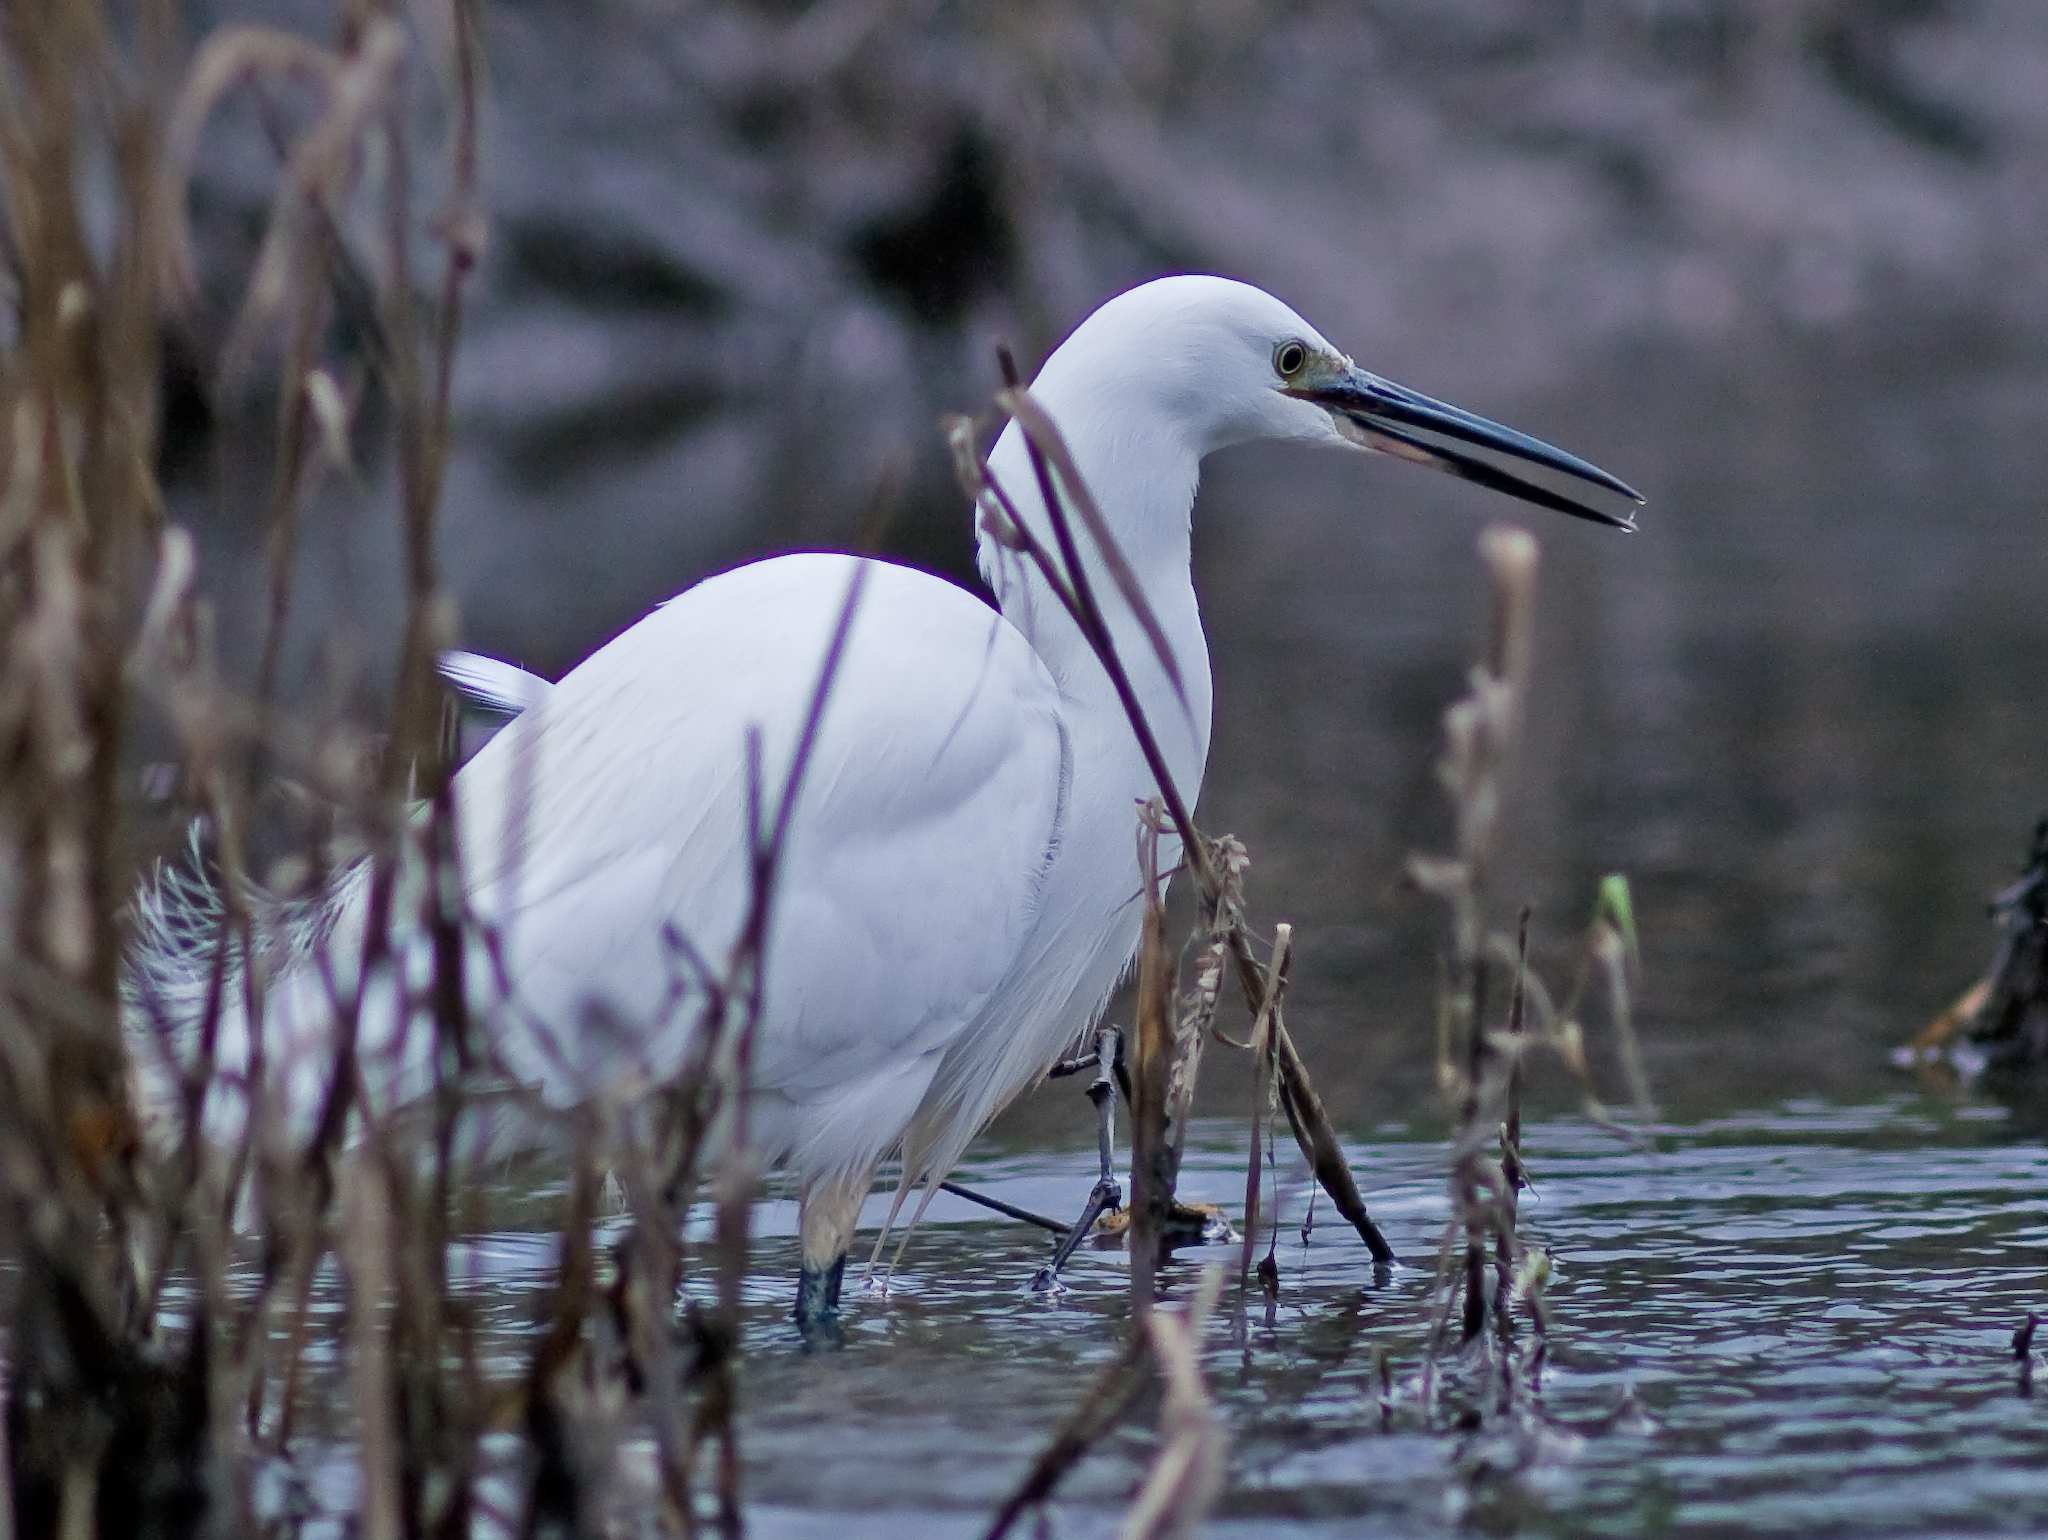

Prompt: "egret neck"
[975,368,1215,854]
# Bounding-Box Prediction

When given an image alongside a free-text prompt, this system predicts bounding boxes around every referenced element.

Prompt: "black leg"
[1030,1026,1124,1292]
[938,1180,1068,1235]
[794,1255,847,1345]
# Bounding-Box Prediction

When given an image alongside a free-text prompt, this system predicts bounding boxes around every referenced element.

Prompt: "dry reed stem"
[1406,526,1651,1379]
[1238,924,1292,1290]
[1129,805,1174,1319]
[1120,1266,1227,1540]
[342,1167,403,1540]
[1493,909,1531,1341]
[1165,837,1239,1191]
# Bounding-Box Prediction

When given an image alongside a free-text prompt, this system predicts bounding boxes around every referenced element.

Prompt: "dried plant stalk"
[1408,526,1650,1376]
[1129,805,1175,1318]
[1238,924,1291,1288]
[1121,1267,1226,1540]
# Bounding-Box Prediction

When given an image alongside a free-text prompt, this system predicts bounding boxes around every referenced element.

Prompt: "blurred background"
[165,0,2048,1128]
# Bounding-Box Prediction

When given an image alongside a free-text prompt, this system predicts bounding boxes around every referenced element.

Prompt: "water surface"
[269,1098,2048,1538]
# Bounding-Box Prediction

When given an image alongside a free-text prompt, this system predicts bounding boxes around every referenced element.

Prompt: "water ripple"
[259,1098,2048,1537]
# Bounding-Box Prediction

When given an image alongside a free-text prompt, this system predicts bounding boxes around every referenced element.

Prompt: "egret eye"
[1274,341,1309,380]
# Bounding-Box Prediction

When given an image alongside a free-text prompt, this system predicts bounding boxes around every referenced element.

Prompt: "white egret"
[132,276,1638,1330]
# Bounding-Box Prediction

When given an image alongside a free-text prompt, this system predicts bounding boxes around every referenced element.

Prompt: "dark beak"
[1290,367,1644,530]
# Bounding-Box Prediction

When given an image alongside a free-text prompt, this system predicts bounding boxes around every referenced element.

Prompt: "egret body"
[133,277,1637,1326]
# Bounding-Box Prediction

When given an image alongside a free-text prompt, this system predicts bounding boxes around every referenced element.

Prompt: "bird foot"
[1027,1266,1069,1298]
[795,1255,848,1345]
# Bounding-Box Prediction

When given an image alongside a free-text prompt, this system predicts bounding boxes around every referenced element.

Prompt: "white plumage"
[129,276,1636,1319]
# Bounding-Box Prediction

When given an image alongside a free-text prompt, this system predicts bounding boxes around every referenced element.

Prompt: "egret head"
[1055,275,1641,529]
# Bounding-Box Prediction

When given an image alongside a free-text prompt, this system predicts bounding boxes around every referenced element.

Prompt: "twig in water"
[1494,909,1532,1350]
[2015,1312,2040,1398]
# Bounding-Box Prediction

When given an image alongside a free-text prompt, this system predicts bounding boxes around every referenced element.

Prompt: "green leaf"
[1597,873,1639,974]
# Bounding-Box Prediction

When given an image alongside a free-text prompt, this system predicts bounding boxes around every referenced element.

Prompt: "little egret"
[133,276,1638,1330]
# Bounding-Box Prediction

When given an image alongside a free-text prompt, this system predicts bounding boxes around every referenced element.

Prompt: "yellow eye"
[1274,341,1309,379]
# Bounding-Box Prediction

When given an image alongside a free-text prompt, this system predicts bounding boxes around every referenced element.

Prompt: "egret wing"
[451,553,1070,1123]
[439,650,552,715]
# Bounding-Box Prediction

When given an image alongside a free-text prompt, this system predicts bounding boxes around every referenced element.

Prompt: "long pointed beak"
[1290,367,1644,530]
